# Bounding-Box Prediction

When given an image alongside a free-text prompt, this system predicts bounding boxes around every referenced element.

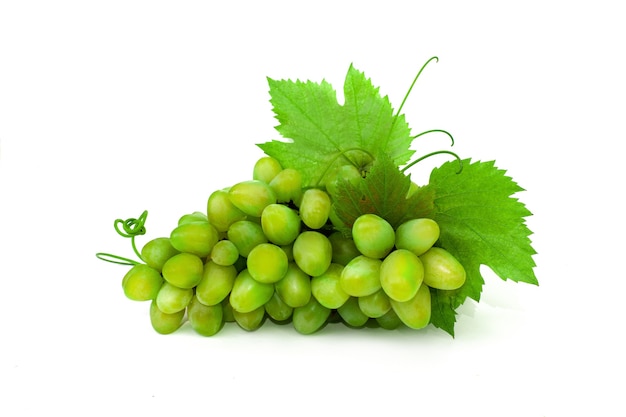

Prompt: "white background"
[1,1,624,416]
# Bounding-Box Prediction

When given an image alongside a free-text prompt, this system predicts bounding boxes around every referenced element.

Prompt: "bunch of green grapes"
[118,156,466,336]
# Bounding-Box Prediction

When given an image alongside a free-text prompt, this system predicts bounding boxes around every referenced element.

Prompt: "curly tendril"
[401,150,463,175]
[95,210,148,266]
[411,129,455,146]
[394,56,439,119]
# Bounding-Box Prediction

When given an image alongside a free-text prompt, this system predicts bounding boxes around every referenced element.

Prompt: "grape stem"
[95,210,148,266]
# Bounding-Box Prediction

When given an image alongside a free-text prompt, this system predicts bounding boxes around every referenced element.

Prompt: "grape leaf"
[332,154,433,232]
[258,65,414,188]
[425,158,538,335]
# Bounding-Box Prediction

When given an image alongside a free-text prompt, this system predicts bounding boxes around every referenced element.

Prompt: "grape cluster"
[120,156,467,336]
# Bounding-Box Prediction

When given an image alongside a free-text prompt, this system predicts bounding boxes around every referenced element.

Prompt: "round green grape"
[227,220,268,257]
[358,289,391,318]
[229,269,274,313]
[141,237,180,272]
[170,220,219,258]
[253,156,282,183]
[161,252,204,289]
[376,307,403,330]
[395,218,440,256]
[207,189,247,233]
[328,232,360,266]
[178,211,208,225]
[195,261,237,306]
[324,164,362,196]
[389,283,431,330]
[351,214,395,259]
[233,305,266,331]
[269,168,302,204]
[122,263,163,301]
[155,281,193,314]
[228,180,277,217]
[261,203,301,245]
[299,188,331,229]
[149,300,185,335]
[265,292,293,322]
[247,243,289,284]
[419,247,466,290]
[339,255,382,297]
[311,263,349,309]
[187,295,223,336]
[337,296,369,328]
[379,249,424,302]
[292,297,330,335]
[210,239,239,266]
[274,262,311,308]
[292,231,332,277]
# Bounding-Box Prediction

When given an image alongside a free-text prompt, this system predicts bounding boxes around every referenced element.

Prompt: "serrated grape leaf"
[425,158,538,335]
[257,65,414,187]
[332,154,432,233]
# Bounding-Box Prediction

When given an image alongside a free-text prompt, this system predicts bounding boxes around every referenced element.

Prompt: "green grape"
[395,218,440,256]
[358,289,391,318]
[187,295,223,336]
[233,305,266,331]
[389,283,431,330]
[260,203,301,245]
[227,220,268,257]
[311,263,349,309]
[419,247,466,290]
[339,255,382,297]
[207,189,247,233]
[376,307,403,330]
[140,237,180,272]
[161,252,204,289]
[274,262,311,308]
[178,211,208,225]
[299,188,331,229]
[325,164,362,196]
[195,261,237,306]
[229,269,275,313]
[379,249,424,302]
[222,298,235,322]
[265,292,293,322]
[292,297,331,335]
[150,300,185,335]
[269,168,302,204]
[155,281,193,314]
[292,231,332,277]
[210,239,239,266]
[121,263,163,301]
[170,220,219,258]
[337,296,369,327]
[351,214,395,259]
[328,231,360,266]
[253,156,282,183]
[247,243,289,284]
[228,180,277,217]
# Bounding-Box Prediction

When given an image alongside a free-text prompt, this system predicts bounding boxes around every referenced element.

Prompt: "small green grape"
[269,168,302,204]
[233,305,266,331]
[207,189,247,233]
[187,295,223,336]
[337,296,370,328]
[122,263,163,301]
[339,255,382,297]
[299,188,331,229]
[155,282,193,314]
[389,283,431,330]
[150,300,185,335]
[358,289,391,318]
[274,262,311,308]
[292,231,332,277]
[292,297,330,335]
[227,220,268,257]
[351,214,395,259]
[260,203,301,245]
[178,211,208,225]
[328,232,360,266]
[170,221,219,258]
[395,218,440,256]
[379,249,424,302]
[229,269,274,313]
[311,263,349,309]
[140,237,180,272]
[253,156,282,183]
[228,180,277,217]
[376,307,403,330]
[265,292,293,322]
[247,243,289,284]
[195,261,237,306]
[419,247,466,290]
[161,252,204,289]
[210,239,239,266]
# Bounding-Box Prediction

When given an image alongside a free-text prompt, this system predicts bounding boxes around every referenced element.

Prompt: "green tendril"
[401,150,463,174]
[96,210,148,266]
[395,56,439,119]
[411,129,455,146]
